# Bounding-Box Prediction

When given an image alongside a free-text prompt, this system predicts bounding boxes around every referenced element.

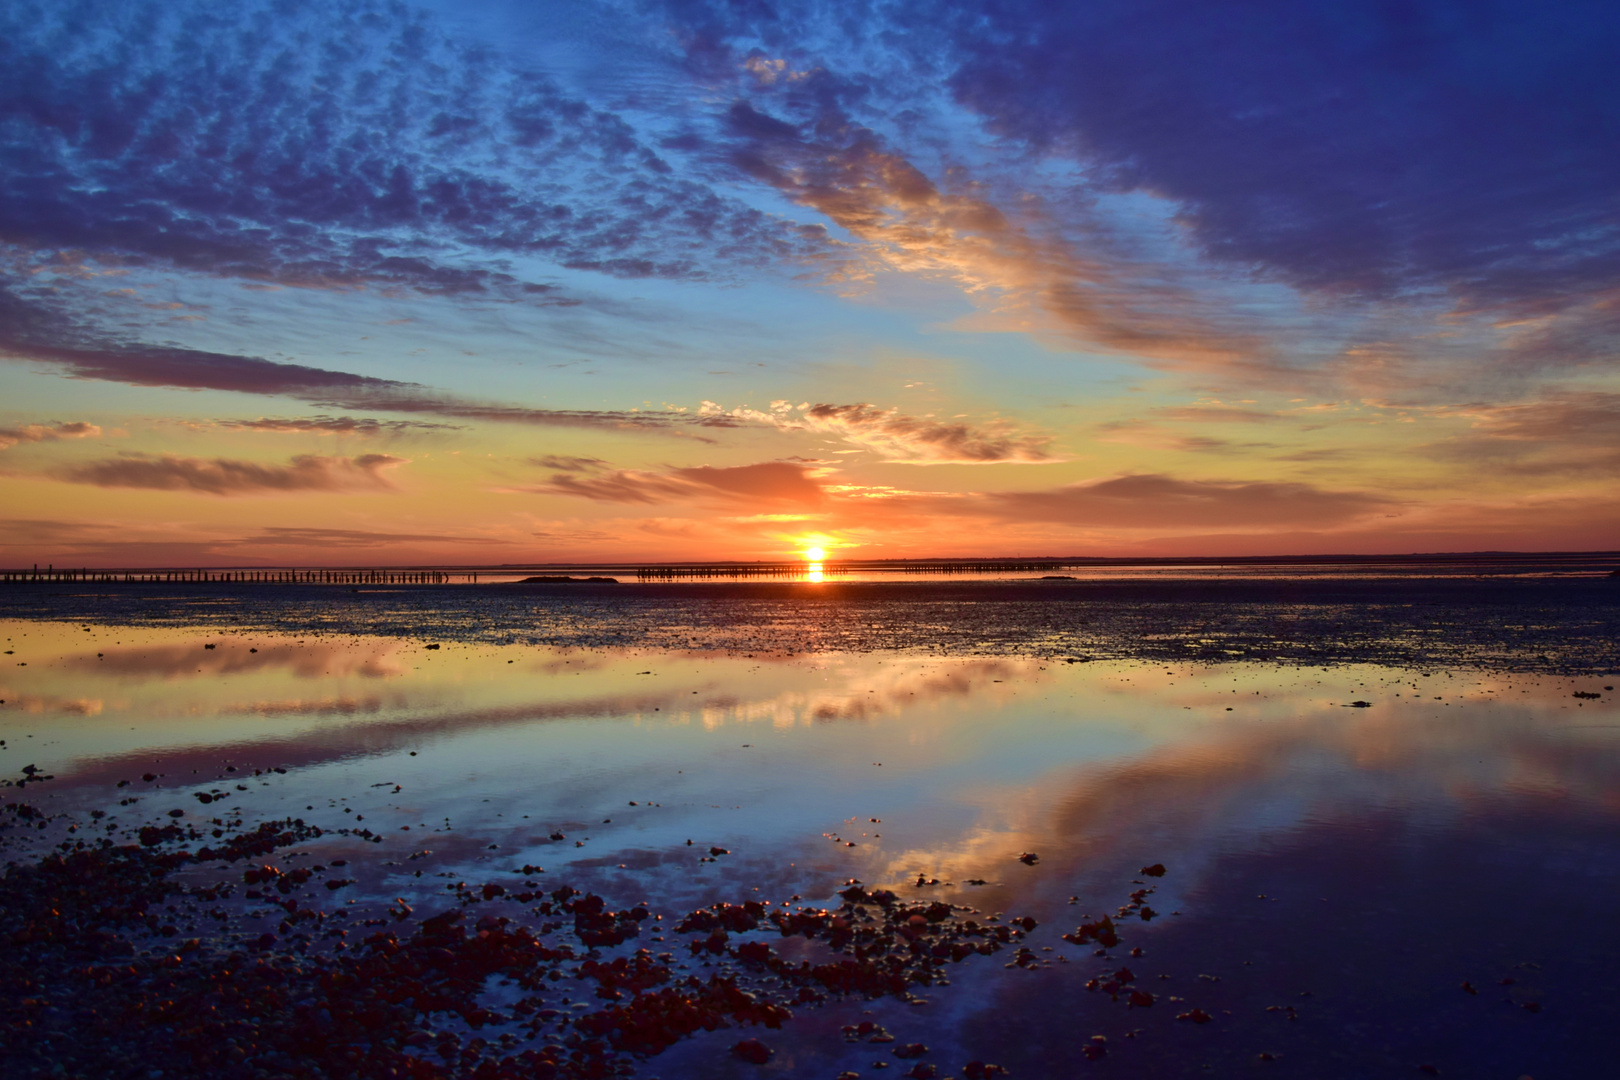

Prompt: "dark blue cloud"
[933,0,1620,311]
[0,277,722,434]
[649,0,1620,316]
[0,0,825,298]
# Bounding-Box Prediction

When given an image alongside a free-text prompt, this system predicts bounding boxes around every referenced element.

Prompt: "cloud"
[535,461,827,506]
[1095,423,1279,455]
[697,398,1059,463]
[0,0,827,302]
[0,420,101,450]
[874,474,1391,531]
[231,527,512,548]
[1149,406,1283,425]
[932,0,1620,315]
[975,474,1390,529]
[212,416,461,436]
[672,463,827,502]
[1449,392,1620,444]
[1412,391,1620,477]
[533,452,1385,532]
[531,455,610,472]
[0,283,720,435]
[796,403,1057,464]
[717,98,1258,367]
[58,452,406,495]
[645,1,1620,383]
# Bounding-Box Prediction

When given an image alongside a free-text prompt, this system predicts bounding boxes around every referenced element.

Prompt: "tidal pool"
[2,618,1617,1078]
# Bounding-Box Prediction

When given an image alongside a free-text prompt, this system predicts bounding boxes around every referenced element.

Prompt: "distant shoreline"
[3,550,1617,586]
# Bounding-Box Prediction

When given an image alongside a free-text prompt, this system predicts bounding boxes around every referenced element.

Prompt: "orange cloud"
[797,403,1057,464]
[699,399,1058,464]
[726,103,1262,369]
[212,416,459,436]
[536,458,1388,536]
[534,461,827,507]
[58,452,406,495]
[894,474,1392,530]
[977,475,1389,528]
[1449,391,1620,443]
[1405,391,1620,478]
[0,420,101,449]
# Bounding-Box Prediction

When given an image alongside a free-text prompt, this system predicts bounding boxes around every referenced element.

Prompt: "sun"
[804,545,826,562]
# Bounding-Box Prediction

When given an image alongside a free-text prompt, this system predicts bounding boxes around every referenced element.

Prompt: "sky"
[2,0,1618,566]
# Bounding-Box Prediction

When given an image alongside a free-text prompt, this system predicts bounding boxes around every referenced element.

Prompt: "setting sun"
[804,546,826,562]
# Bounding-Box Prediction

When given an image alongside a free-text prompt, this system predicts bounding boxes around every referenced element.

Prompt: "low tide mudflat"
[1,575,1617,1078]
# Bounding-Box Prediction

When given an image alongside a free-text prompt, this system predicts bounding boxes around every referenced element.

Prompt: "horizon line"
[3,550,1618,576]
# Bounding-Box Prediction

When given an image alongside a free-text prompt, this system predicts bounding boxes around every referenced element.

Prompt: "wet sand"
[3,574,1617,671]
[2,601,1618,1078]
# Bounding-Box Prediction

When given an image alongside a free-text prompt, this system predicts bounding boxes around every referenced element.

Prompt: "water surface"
[4,607,1617,1077]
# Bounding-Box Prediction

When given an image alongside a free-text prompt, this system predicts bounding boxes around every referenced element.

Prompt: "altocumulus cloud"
[635,0,1620,386]
[660,0,1620,315]
[0,0,825,298]
[59,453,406,496]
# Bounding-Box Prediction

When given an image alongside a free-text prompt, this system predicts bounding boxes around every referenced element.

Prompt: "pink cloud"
[58,452,406,495]
[725,103,1263,370]
[535,461,827,507]
[212,416,459,435]
[951,474,1392,529]
[0,420,102,450]
[797,403,1057,464]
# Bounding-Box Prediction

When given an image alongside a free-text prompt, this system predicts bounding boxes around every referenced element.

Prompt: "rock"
[731,1038,772,1065]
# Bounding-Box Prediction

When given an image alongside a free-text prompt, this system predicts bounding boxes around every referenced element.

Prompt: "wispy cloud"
[59,453,407,495]
[531,455,611,472]
[796,403,1057,464]
[717,100,1259,367]
[698,399,1058,464]
[1411,391,1620,477]
[0,284,721,435]
[534,461,827,506]
[231,527,512,548]
[535,454,1388,532]
[966,474,1391,529]
[212,416,460,436]
[931,0,1620,317]
[0,420,101,450]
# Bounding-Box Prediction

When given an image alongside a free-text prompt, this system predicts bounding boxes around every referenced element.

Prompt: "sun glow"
[804,545,826,562]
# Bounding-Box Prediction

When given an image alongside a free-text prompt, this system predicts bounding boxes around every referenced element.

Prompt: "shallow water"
[4,609,1618,1078]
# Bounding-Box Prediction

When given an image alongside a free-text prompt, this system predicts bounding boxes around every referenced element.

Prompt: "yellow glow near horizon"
[804,545,826,562]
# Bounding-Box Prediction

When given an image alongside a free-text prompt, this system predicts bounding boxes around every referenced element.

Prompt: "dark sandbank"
[4,573,1616,673]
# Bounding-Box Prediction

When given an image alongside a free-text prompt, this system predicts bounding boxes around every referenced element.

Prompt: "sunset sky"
[3,0,1618,566]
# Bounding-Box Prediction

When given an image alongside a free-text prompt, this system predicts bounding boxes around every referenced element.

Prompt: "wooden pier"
[2,552,1616,587]
[1,565,468,585]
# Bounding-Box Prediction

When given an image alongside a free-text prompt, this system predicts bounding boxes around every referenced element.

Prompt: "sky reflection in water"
[3,619,1617,1076]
